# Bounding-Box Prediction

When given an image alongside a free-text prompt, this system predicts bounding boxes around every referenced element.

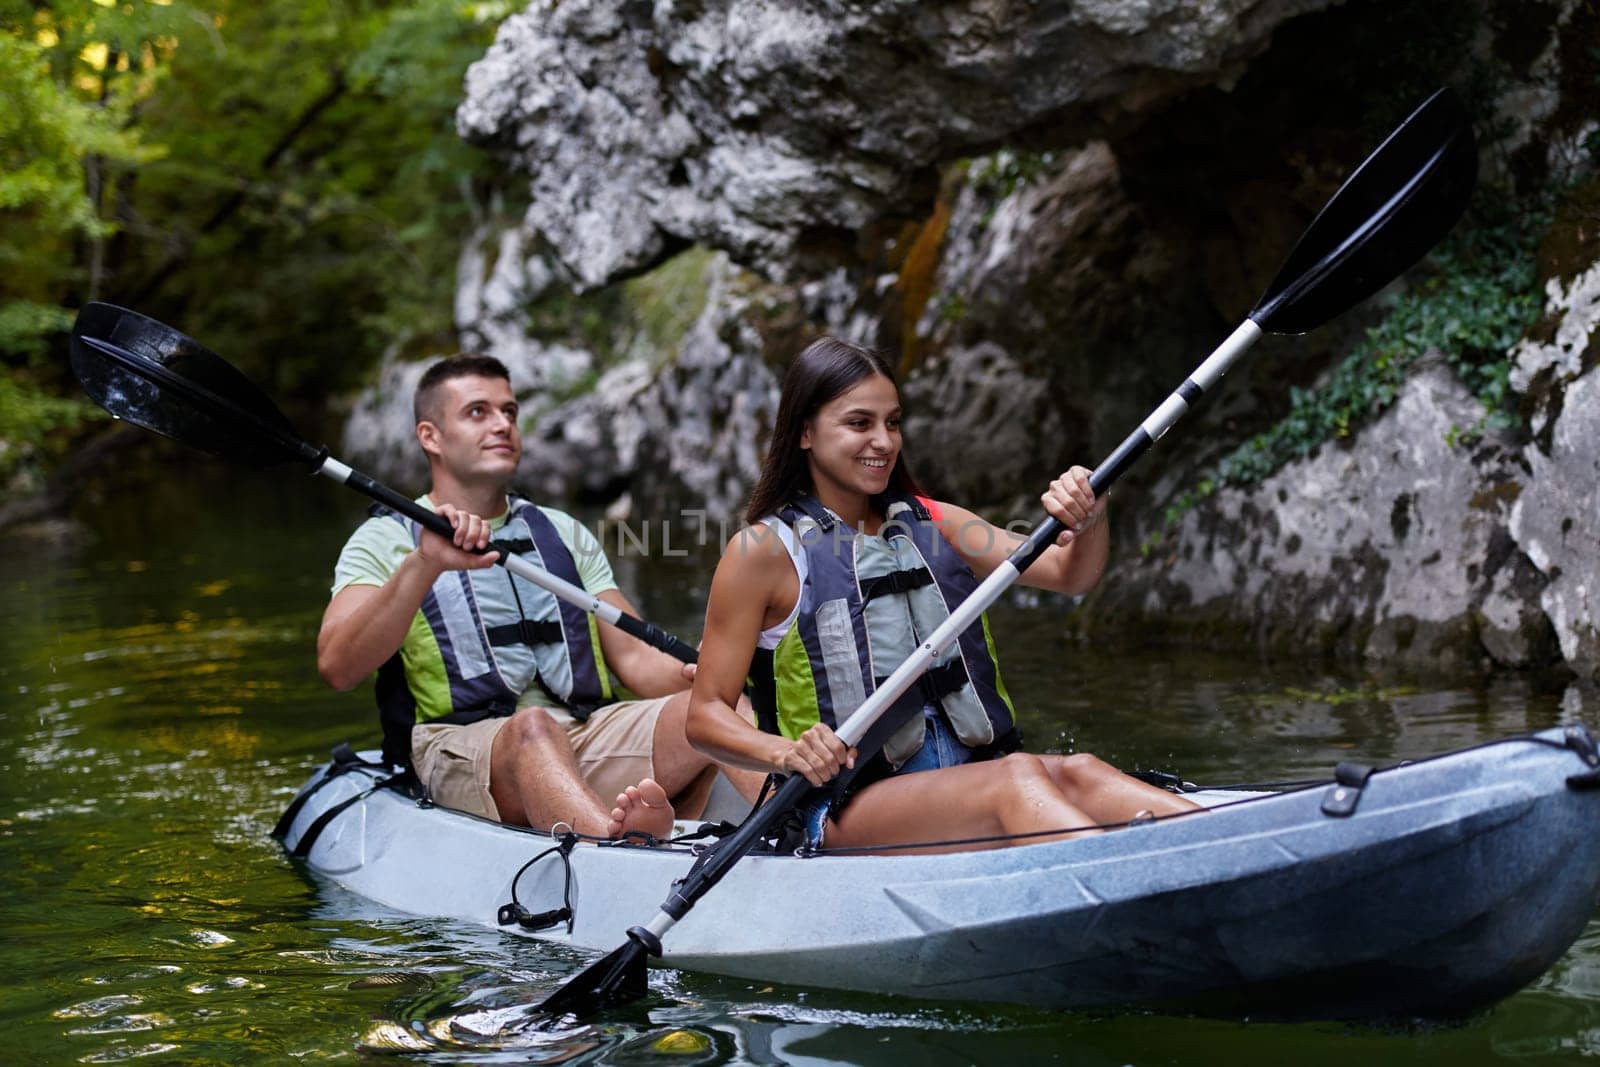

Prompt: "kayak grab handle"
[1320,762,1376,818]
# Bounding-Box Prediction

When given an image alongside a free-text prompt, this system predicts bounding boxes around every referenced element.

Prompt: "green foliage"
[0,21,158,475]
[969,150,1058,201]
[0,26,154,360]
[1,0,509,453]
[1162,198,1548,529]
[936,292,969,326]
[0,373,102,484]
[967,149,1059,230]
[0,301,75,360]
[523,286,630,365]
[0,36,140,230]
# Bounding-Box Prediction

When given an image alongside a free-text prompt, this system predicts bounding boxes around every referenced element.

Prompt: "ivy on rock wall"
[1161,196,1552,528]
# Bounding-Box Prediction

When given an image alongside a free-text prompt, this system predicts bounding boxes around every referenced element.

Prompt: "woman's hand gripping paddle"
[68,303,700,666]
[536,87,1477,1021]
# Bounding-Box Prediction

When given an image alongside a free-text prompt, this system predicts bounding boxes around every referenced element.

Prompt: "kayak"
[276,725,1600,1019]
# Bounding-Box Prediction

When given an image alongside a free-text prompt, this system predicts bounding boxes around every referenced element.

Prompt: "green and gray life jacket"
[748,492,1020,774]
[374,497,614,766]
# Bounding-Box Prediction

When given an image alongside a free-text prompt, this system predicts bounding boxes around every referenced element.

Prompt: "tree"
[0,0,508,484]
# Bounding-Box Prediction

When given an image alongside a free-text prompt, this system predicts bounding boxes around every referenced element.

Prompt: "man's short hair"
[413,354,512,426]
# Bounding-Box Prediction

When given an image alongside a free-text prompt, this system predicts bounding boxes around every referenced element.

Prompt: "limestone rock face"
[902,339,1069,511]
[1099,253,1600,681]
[902,141,1224,505]
[1509,263,1600,681]
[1103,365,1548,671]
[597,263,783,521]
[458,0,1332,288]
[1513,366,1600,680]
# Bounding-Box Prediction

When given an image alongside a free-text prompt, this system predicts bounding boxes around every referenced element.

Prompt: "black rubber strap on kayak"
[1320,761,1375,817]
[1124,768,1201,794]
[499,831,580,934]
[290,771,407,859]
[272,743,390,840]
[669,821,740,843]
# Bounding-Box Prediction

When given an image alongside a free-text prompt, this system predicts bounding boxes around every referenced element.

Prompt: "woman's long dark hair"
[745,336,924,524]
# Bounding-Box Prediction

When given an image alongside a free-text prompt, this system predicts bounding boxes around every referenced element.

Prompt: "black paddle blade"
[1251,87,1477,334]
[537,939,651,1020]
[70,302,317,469]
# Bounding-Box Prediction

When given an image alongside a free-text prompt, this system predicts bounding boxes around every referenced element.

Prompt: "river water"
[4,468,1599,1064]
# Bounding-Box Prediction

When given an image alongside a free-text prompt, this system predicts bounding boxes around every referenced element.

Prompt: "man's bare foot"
[608,778,675,842]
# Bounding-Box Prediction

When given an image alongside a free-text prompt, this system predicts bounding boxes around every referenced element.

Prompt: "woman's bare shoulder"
[720,522,792,574]
[705,524,795,623]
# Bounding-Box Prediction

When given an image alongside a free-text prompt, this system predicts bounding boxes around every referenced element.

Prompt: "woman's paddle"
[67,302,700,666]
[536,86,1477,1019]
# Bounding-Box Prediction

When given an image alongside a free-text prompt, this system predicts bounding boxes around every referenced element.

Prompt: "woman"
[687,336,1198,852]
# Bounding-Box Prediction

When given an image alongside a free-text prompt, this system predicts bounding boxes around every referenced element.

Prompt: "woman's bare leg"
[1037,753,1201,823]
[825,753,1102,854]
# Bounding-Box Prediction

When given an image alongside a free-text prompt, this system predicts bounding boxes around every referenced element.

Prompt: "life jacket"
[748,492,1020,774]
[373,496,614,766]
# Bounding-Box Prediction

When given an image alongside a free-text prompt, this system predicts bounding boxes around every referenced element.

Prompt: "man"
[318,354,755,840]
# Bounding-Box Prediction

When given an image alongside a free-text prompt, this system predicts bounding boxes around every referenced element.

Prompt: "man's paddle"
[67,302,700,666]
[537,86,1477,1019]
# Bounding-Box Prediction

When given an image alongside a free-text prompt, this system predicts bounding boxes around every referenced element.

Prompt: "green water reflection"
[2,468,1597,1064]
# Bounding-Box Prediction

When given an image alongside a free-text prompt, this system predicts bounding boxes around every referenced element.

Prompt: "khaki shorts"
[410,696,670,821]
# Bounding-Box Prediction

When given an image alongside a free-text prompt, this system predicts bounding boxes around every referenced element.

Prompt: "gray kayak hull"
[278,727,1600,1017]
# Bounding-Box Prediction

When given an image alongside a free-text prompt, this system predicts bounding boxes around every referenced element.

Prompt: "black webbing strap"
[874,659,967,705]
[289,770,408,859]
[272,743,389,840]
[484,618,564,647]
[859,566,934,602]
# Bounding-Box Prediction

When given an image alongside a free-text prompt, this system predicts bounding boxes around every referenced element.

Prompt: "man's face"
[418,374,521,485]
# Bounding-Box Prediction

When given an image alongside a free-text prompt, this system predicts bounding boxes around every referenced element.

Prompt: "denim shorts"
[799,709,971,849]
[895,709,974,775]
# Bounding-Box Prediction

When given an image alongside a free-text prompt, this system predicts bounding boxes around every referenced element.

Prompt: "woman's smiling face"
[800,372,902,502]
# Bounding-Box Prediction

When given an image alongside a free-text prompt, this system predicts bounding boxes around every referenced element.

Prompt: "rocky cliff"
[341,0,1599,683]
